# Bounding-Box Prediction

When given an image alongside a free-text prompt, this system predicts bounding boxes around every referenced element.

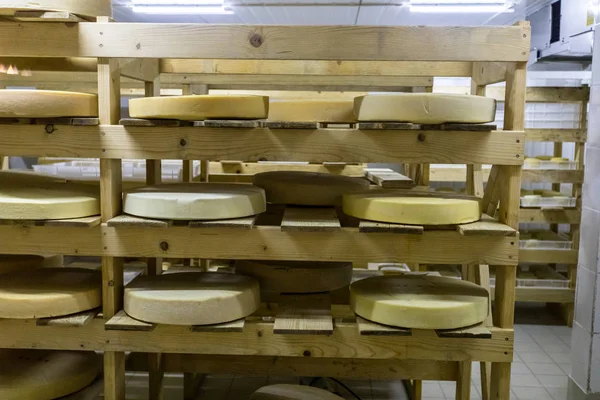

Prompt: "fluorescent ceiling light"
[411,0,509,3]
[132,0,223,4]
[132,5,233,13]
[409,4,514,12]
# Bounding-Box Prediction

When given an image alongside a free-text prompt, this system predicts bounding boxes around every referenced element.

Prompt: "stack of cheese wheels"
[129,95,269,120]
[353,93,496,124]
[253,171,369,206]
[235,260,353,294]
[250,384,342,400]
[0,254,63,275]
[0,267,101,319]
[343,190,481,225]
[268,99,355,122]
[124,272,260,325]
[350,274,489,329]
[0,350,99,400]
[123,183,266,220]
[0,90,98,118]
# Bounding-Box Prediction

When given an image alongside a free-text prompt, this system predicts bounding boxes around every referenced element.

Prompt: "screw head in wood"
[179,138,187,147]
[44,124,55,134]
[160,241,169,251]
[417,133,425,142]
[250,34,264,48]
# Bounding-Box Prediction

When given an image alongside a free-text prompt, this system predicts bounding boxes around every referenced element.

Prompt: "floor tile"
[546,387,568,400]
[536,374,569,389]
[548,353,572,364]
[558,363,571,374]
[512,386,551,400]
[526,363,564,375]
[511,363,532,375]
[520,352,554,364]
[510,374,542,387]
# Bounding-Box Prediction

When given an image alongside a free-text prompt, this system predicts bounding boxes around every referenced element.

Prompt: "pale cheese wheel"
[124,272,260,325]
[129,95,269,120]
[343,191,481,225]
[0,254,63,274]
[0,90,97,118]
[251,384,342,400]
[350,275,489,329]
[123,183,266,220]
[268,100,354,122]
[0,170,66,185]
[253,171,369,206]
[0,350,99,400]
[353,93,496,124]
[0,267,101,319]
[235,260,352,293]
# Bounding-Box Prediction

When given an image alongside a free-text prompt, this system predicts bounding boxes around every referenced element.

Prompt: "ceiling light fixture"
[132,5,233,13]
[408,4,514,13]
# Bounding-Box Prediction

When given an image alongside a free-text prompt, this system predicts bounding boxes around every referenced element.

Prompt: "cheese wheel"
[536,155,553,160]
[343,191,481,225]
[253,171,369,206]
[124,272,260,325]
[0,350,99,400]
[123,183,266,220]
[129,95,269,120]
[0,267,101,319]
[350,275,489,329]
[353,93,496,124]
[235,260,352,293]
[0,254,63,274]
[0,90,97,118]
[251,384,342,400]
[268,100,355,122]
[0,170,66,185]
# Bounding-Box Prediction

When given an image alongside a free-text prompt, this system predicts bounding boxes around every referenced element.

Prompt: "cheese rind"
[353,93,496,124]
[0,267,101,319]
[0,350,99,400]
[129,95,269,120]
[268,99,355,122]
[0,90,97,118]
[123,183,266,220]
[250,384,342,400]
[343,191,481,225]
[124,272,260,325]
[253,171,369,206]
[235,260,353,293]
[0,254,63,274]
[350,275,489,329]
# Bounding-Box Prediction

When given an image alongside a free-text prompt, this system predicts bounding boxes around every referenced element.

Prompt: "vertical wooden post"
[181,84,194,183]
[456,361,472,400]
[97,16,125,400]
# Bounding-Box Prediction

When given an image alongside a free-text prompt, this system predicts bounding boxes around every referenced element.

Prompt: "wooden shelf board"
[519,249,578,264]
[519,209,581,224]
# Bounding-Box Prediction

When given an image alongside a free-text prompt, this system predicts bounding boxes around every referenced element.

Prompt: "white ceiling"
[112,0,553,25]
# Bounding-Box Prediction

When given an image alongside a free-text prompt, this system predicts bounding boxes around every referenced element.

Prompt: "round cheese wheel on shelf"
[0,170,66,185]
[123,183,266,220]
[0,254,63,274]
[0,350,99,400]
[124,272,260,325]
[0,267,101,319]
[0,90,97,118]
[250,384,342,400]
[268,100,355,122]
[253,171,369,206]
[235,260,352,293]
[353,93,496,124]
[350,274,489,329]
[129,95,269,120]
[342,191,481,225]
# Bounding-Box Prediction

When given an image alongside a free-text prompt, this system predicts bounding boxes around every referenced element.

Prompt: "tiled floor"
[114,304,572,400]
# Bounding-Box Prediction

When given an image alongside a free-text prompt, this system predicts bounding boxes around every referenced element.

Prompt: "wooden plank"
[522,169,584,184]
[0,125,526,165]
[209,161,365,176]
[0,23,530,61]
[105,310,156,332]
[274,295,333,335]
[519,208,581,224]
[472,61,507,85]
[263,121,318,129]
[513,287,575,303]
[43,216,102,228]
[526,128,587,142]
[107,215,172,228]
[199,120,262,128]
[356,316,411,336]
[0,0,110,20]
[119,58,160,82]
[37,309,100,327]
[421,123,497,132]
[456,362,472,400]
[519,249,578,264]
[437,324,492,339]
[457,218,517,237]
[281,207,341,232]
[364,169,415,189]
[358,220,424,235]
[36,117,100,126]
[148,352,164,400]
[120,118,192,127]
[12,10,84,22]
[358,122,419,130]
[190,318,245,333]
[189,216,257,229]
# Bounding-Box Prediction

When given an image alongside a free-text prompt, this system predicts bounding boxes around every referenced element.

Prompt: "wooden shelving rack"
[0,18,529,400]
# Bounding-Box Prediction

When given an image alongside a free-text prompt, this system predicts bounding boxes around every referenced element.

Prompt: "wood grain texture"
[522,169,584,183]
[281,207,341,232]
[512,287,574,303]
[437,325,492,339]
[457,219,517,237]
[0,0,111,19]
[189,216,257,229]
[190,318,245,333]
[456,362,472,400]
[356,316,411,336]
[105,310,156,332]
[519,249,578,264]
[210,161,365,176]
[11,10,84,21]
[358,220,424,235]
[519,208,581,224]
[526,128,587,142]
[365,169,415,189]
[37,309,100,327]
[274,295,333,335]
[107,215,172,228]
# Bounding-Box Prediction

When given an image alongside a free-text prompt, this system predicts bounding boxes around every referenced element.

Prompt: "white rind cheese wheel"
[235,260,353,293]
[0,254,63,274]
[353,93,496,124]
[129,95,269,120]
[124,272,260,325]
[343,191,481,225]
[0,267,101,319]
[0,90,98,118]
[251,384,342,400]
[350,275,489,329]
[253,171,369,206]
[268,100,355,122]
[123,183,266,220]
[0,350,99,400]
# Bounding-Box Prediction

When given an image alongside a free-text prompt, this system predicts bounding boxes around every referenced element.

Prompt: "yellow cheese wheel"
[0,267,101,319]
[0,170,66,185]
[0,350,99,400]
[268,100,354,122]
[0,254,63,274]
[129,95,269,120]
[251,384,342,400]
[0,90,97,118]
[354,93,496,124]
[123,183,266,220]
[350,275,489,329]
[125,272,260,325]
[342,191,481,225]
[253,171,369,206]
[235,260,353,293]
